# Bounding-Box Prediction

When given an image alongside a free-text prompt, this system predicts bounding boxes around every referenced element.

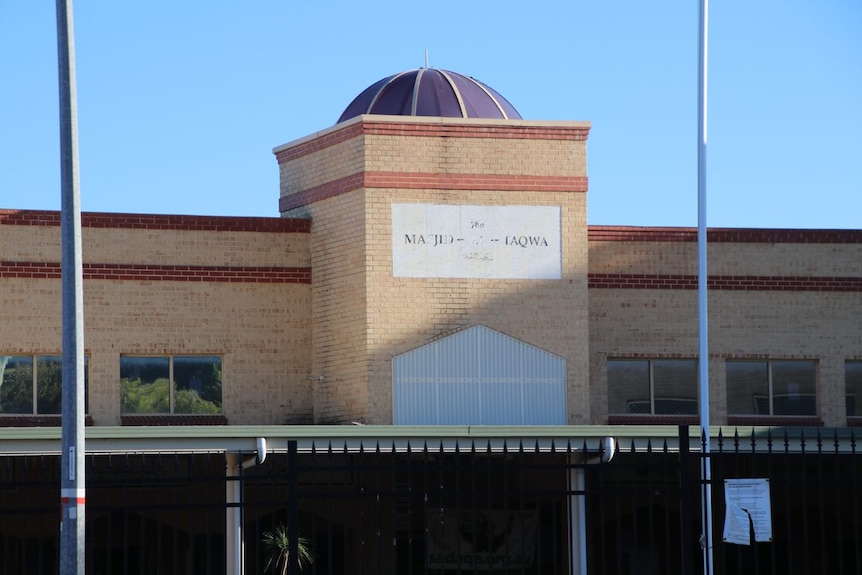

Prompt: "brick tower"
[275,69,591,424]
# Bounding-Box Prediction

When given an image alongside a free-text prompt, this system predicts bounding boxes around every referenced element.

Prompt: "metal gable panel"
[393,326,566,425]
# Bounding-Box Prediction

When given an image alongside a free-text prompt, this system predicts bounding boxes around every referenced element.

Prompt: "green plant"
[262,523,313,574]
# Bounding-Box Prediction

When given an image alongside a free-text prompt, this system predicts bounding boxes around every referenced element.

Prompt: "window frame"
[607,358,699,417]
[0,354,89,415]
[119,354,223,416]
[726,359,817,417]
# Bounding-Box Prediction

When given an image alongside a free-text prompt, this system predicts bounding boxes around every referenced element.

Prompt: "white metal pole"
[226,455,244,575]
[697,0,714,573]
[57,0,86,573]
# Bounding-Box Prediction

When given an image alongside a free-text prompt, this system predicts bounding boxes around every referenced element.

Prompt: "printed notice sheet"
[723,478,772,545]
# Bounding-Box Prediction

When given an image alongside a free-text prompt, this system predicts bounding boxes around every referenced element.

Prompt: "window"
[607,359,698,415]
[846,362,862,417]
[726,360,816,416]
[0,355,89,414]
[120,355,222,415]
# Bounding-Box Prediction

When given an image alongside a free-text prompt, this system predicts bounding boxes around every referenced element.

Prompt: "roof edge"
[274,115,591,157]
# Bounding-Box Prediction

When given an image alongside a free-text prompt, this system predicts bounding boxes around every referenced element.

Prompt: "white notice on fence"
[391,204,561,279]
[723,478,772,545]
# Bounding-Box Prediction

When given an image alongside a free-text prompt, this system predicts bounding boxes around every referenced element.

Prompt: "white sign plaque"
[392,204,561,279]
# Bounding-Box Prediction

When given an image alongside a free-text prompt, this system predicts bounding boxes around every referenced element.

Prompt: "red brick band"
[0,261,311,283]
[360,120,590,141]
[120,414,228,426]
[275,122,365,162]
[0,210,310,233]
[279,171,588,212]
[275,119,590,162]
[589,226,862,244]
[0,415,95,427]
[589,273,862,292]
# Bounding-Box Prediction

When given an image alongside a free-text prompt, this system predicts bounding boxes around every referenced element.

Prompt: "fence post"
[679,425,694,574]
[288,440,299,575]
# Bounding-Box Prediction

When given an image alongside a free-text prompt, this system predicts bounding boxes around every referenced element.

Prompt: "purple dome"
[337,68,522,123]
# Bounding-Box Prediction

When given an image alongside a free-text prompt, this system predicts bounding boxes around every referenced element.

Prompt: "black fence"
[1,427,861,574]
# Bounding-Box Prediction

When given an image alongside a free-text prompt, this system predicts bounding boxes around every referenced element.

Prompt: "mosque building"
[1,67,860,574]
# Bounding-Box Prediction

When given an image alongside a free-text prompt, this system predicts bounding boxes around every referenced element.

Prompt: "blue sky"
[1,2,860,228]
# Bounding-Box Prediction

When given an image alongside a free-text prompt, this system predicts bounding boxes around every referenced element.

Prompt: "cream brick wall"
[301,191,371,424]
[1,225,310,268]
[361,135,586,177]
[589,240,862,277]
[279,136,366,197]
[589,241,862,426]
[0,222,312,426]
[366,189,589,424]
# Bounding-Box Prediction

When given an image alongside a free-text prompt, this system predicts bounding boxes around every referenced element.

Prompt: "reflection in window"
[608,359,698,415]
[726,360,816,416]
[120,355,222,415]
[0,355,89,415]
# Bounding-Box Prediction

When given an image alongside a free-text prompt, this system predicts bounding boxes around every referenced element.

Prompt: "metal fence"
[1,427,861,574]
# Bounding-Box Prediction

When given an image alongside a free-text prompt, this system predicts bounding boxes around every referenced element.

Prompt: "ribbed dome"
[337,68,522,124]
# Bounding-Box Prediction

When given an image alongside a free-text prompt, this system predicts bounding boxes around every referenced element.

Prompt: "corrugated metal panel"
[393,325,566,425]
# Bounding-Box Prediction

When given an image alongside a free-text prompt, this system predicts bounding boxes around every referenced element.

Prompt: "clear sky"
[1,2,860,229]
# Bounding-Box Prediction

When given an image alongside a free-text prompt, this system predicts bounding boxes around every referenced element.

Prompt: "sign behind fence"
[427,509,537,569]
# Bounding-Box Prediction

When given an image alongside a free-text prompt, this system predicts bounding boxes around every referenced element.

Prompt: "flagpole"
[697,0,714,573]
[57,0,86,573]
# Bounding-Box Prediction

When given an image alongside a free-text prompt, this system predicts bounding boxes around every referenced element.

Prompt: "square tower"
[275,113,590,424]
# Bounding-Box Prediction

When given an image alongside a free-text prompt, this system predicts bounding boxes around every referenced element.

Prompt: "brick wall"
[588,228,862,426]
[0,212,312,426]
[277,116,592,424]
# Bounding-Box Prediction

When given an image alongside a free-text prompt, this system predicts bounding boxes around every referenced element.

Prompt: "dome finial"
[424,49,429,69]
